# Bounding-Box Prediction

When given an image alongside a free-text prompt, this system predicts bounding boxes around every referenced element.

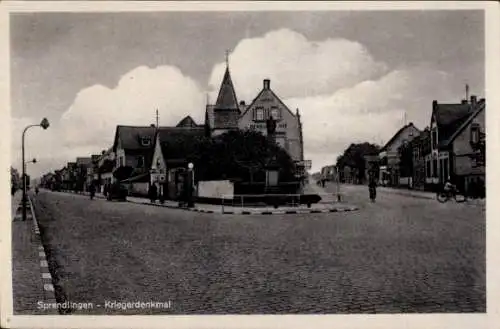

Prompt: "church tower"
[207,52,241,136]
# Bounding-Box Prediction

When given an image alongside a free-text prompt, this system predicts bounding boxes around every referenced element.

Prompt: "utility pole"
[156,109,159,128]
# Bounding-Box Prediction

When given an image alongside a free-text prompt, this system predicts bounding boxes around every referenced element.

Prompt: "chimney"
[432,100,438,110]
[461,99,468,104]
[150,124,155,127]
[239,101,246,106]
[263,79,270,90]
[470,95,477,105]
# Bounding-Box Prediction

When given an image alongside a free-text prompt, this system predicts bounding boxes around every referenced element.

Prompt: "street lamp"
[22,118,49,221]
[187,162,194,207]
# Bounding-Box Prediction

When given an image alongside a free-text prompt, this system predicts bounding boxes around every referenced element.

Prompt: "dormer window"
[141,137,152,147]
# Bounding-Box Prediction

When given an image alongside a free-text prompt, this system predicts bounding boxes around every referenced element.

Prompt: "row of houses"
[40,61,310,199]
[319,94,486,197]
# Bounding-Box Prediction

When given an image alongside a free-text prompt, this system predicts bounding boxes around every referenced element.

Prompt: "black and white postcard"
[1,1,499,329]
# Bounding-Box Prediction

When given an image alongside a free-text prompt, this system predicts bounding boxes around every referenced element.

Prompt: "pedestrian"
[89,181,96,200]
[149,182,158,203]
[368,173,377,202]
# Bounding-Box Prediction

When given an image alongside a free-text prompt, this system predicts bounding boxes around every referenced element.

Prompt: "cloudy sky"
[10,10,484,177]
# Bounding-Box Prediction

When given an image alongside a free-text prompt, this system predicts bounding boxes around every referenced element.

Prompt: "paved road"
[28,188,485,314]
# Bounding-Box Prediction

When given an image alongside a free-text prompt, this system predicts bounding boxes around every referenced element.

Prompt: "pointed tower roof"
[214,64,239,111]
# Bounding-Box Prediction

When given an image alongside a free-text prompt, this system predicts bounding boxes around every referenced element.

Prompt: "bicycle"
[436,188,467,203]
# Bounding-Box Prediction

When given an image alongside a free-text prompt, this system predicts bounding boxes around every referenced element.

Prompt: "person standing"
[89,181,96,200]
[368,173,377,202]
[148,182,158,203]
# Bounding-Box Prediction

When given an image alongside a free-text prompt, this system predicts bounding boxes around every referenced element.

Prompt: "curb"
[221,207,359,215]
[27,196,58,312]
[126,198,358,215]
[60,190,359,216]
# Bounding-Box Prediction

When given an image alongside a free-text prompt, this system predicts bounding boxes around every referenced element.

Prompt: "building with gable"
[378,123,421,186]
[149,123,206,200]
[427,95,485,193]
[205,61,307,178]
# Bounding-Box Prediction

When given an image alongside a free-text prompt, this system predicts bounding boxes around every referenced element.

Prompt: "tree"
[190,130,296,183]
[335,142,380,183]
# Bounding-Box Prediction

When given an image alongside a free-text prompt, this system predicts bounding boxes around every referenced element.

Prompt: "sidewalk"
[340,183,485,206]
[74,190,358,215]
[11,191,57,314]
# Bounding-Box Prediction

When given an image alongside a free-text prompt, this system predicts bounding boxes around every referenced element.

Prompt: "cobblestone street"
[22,187,485,315]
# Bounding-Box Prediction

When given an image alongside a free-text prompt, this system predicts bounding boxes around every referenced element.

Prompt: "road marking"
[44,283,55,292]
[39,251,46,258]
[42,272,52,280]
[40,260,48,267]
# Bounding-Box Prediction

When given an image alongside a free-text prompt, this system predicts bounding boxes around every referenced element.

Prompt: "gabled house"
[426,95,485,192]
[150,126,206,200]
[379,122,421,186]
[205,60,307,180]
[112,125,158,185]
[238,79,305,164]
[176,115,201,128]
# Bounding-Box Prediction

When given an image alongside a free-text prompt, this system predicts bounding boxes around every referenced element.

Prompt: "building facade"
[426,95,485,192]
[205,62,307,179]
[378,123,421,186]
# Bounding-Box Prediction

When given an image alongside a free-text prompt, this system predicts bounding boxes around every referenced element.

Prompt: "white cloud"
[11,65,206,177]
[207,29,467,172]
[208,28,389,102]
[288,66,462,171]
[13,29,480,178]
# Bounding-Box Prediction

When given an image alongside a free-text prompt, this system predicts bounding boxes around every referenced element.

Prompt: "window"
[141,137,152,147]
[270,107,281,120]
[470,123,480,144]
[254,107,265,121]
[432,159,438,178]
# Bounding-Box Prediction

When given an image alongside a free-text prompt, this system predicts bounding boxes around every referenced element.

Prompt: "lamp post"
[336,166,341,202]
[187,162,194,207]
[22,118,49,221]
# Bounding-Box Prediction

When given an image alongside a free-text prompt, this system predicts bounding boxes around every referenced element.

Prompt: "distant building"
[407,127,431,190]
[96,148,115,193]
[378,122,421,186]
